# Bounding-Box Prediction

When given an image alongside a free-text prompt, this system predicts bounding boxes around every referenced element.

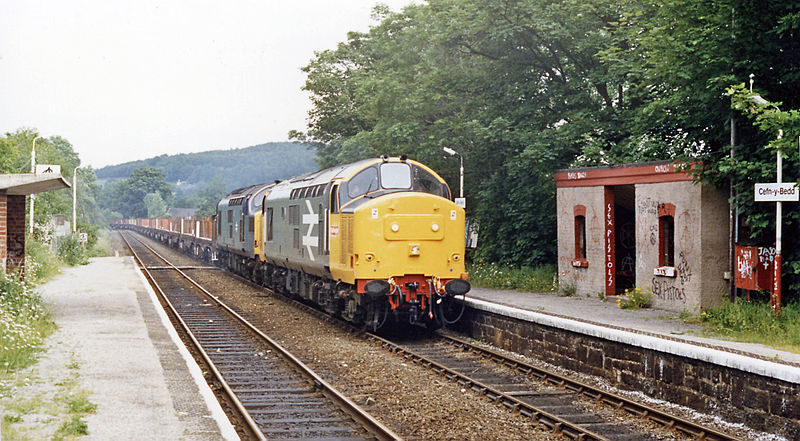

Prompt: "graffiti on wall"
[737,247,753,281]
[677,210,695,256]
[638,197,659,216]
[676,251,692,285]
[652,277,686,302]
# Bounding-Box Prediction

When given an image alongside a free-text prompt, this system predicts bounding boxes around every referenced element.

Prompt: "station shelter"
[0,173,71,276]
[554,161,729,312]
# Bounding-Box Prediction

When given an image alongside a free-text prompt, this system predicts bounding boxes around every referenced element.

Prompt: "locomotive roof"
[222,182,272,198]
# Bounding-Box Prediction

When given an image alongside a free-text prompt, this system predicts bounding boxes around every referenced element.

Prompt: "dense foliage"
[95,142,318,194]
[294,0,800,299]
[0,129,104,238]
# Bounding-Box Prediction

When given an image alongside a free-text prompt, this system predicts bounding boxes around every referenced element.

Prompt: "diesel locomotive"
[118,156,470,330]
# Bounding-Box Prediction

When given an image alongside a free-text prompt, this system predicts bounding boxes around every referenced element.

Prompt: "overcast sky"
[0,0,415,168]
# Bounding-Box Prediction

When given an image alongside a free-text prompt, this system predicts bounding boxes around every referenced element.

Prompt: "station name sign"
[754,183,799,202]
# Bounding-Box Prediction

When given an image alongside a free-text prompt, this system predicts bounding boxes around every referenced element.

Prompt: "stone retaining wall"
[458,307,799,438]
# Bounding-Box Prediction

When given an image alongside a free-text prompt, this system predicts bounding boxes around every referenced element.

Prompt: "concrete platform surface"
[467,287,800,382]
[39,256,238,441]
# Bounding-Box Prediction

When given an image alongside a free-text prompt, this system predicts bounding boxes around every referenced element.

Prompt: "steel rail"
[129,227,737,441]
[227,280,737,441]
[433,332,737,441]
[120,232,267,441]
[123,231,402,441]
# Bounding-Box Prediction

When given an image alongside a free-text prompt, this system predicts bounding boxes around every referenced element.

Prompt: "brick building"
[1,173,71,276]
[554,161,729,312]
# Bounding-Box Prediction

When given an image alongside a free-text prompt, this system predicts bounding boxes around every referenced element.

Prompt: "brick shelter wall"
[6,194,26,276]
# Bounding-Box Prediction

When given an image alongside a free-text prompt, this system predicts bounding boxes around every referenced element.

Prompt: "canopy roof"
[0,173,71,195]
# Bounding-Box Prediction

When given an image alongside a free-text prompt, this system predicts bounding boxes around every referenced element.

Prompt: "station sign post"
[754,181,798,315]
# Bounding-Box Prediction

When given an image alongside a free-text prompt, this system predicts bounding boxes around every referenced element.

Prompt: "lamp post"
[72,167,78,235]
[749,92,785,314]
[442,147,464,204]
[29,136,41,238]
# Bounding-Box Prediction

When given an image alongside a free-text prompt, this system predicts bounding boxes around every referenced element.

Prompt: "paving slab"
[38,256,238,441]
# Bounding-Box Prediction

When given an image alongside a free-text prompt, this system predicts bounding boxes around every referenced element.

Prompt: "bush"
[25,240,60,283]
[58,236,88,266]
[467,262,557,292]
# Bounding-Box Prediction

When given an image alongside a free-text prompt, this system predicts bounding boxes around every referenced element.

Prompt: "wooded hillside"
[95,142,318,194]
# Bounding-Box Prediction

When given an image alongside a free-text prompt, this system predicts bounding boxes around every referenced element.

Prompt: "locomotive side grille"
[340,215,353,264]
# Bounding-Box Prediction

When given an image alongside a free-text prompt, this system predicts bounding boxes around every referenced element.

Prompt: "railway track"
[371,332,737,441]
[120,231,400,441]
[123,229,739,440]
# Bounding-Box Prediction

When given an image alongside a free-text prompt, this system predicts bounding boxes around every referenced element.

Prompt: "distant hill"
[96,142,319,194]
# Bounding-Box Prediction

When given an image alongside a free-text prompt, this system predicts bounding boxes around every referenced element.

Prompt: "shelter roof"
[0,173,71,195]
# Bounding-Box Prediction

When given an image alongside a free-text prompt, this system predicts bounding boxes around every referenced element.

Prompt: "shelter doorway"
[613,185,636,294]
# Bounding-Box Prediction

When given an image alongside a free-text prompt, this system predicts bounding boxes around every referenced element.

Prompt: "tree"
[196,176,228,215]
[100,167,173,218]
[296,0,631,266]
[144,192,168,218]
[0,129,105,237]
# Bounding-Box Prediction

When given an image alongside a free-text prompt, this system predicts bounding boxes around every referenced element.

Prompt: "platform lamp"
[442,146,464,203]
[748,89,785,315]
[29,136,41,238]
[72,167,78,235]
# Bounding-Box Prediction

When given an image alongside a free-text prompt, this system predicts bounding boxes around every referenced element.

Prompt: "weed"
[55,415,89,438]
[66,392,97,414]
[700,299,800,351]
[560,282,576,297]
[3,414,23,423]
[0,271,56,373]
[618,286,652,310]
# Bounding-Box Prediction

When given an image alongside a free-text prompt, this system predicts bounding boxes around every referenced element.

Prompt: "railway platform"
[37,256,238,441]
[467,287,800,371]
[465,286,800,439]
[467,287,800,370]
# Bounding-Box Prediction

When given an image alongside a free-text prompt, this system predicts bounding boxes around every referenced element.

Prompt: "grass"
[1,239,99,439]
[700,299,800,352]
[54,415,89,439]
[86,229,112,258]
[0,271,56,373]
[467,262,557,293]
[2,359,97,440]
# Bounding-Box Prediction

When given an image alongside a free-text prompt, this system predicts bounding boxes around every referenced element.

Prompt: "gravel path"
[2,256,236,441]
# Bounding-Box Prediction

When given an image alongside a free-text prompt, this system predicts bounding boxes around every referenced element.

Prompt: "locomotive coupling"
[364,279,391,299]
[445,279,471,296]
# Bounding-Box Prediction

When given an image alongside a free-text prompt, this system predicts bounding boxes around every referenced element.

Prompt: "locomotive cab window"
[412,166,450,199]
[330,183,340,214]
[265,207,274,241]
[348,167,378,198]
[380,162,411,189]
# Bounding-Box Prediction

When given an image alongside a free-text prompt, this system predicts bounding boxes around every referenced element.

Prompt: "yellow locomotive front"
[329,156,470,327]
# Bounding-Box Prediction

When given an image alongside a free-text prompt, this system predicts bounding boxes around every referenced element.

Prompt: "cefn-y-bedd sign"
[754,183,800,202]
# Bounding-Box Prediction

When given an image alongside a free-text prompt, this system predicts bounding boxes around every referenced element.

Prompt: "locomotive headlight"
[431,223,439,232]
[409,244,421,256]
[391,223,400,232]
